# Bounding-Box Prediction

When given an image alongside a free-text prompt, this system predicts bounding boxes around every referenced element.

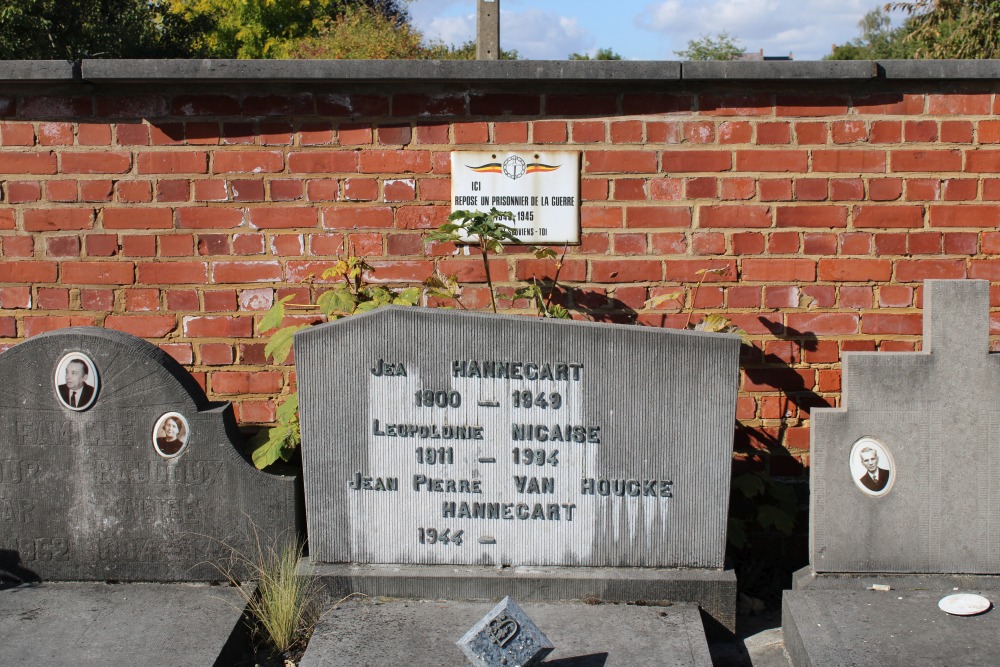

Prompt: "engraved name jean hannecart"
[294,306,742,630]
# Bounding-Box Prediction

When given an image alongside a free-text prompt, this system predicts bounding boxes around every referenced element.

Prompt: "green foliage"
[251,256,420,469]
[889,0,1000,59]
[286,4,430,59]
[222,533,318,655]
[674,31,744,61]
[429,208,518,314]
[513,247,571,319]
[0,0,197,59]
[728,471,797,548]
[427,39,520,60]
[569,47,623,60]
[826,8,917,60]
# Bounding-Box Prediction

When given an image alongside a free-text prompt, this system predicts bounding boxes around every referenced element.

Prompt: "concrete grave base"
[303,560,736,632]
[792,565,1000,592]
[782,588,1000,667]
[0,581,249,666]
[300,597,713,667]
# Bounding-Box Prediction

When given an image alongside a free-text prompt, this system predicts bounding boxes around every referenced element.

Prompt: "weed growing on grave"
[218,532,318,661]
[428,208,571,318]
[250,256,421,468]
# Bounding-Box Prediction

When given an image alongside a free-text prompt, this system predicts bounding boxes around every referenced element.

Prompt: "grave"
[0,327,300,665]
[783,280,1000,666]
[295,306,740,664]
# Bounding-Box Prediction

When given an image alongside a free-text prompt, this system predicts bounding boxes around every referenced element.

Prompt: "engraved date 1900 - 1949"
[417,527,464,545]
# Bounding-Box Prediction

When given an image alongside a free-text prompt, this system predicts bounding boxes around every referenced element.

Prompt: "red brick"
[116,124,149,146]
[786,312,858,334]
[908,231,941,254]
[720,177,755,200]
[928,93,991,115]
[212,261,282,283]
[812,150,886,173]
[802,233,836,255]
[905,178,941,201]
[756,122,790,145]
[137,152,208,174]
[591,260,662,283]
[105,314,176,337]
[81,180,113,202]
[104,208,173,230]
[794,122,827,144]
[682,121,715,144]
[494,122,528,144]
[861,313,922,335]
[646,121,681,144]
[137,261,208,284]
[735,150,807,172]
[775,206,846,228]
[392,93,465,117]
[376,124,412,146]
[384,179,416,202]
[583,151,658,174]
[853,205,924,228]
[840,232,872,254]
[1,122,35,146]
[0,261,56,282]
[944,232,978,255]
[199,342,234,365]
[78,124,111,145]
[155,180,188,203]
[728,286,760,308]
[685,177,717,199]
[249,208,318,229]
[942,178,977,201]
[818,258,891,281]
[174,207,242,229]
[662,259,735,282]
[854,94,924,115]
[742,259,816,282]
[24,208,94,231]
[213,151,284,173]
[983,231,1000,253]
[794,178,828,201]
[364,260,434,282]
[661,150,730,172]
[23,315,95,337]
[0,151,57,174]
[625,206,690,228]
[691,232,725,255]
[242,94,313,116]
[117,181,152,203]
[700,205,770,228]
[649,233,684,254]
[203,290,237,311]
[929,204,1000,228]
[623,93,691,115]
[159,235,193,257]
[323,206,394,229]
[316,94,389,118]
[20,96,91,117]
[776,95,848,117]
[718,121,751,144]
[891,149,962,172]
[229,179,263,202]
[768,231,800,254]
[183,315,253,337]
[470,93,540,116]
[940,121,973,143]
[271,234,305,256]
[830,178,864,201]
[895,259,967,281]
[2,236,32,257]
[45,180,77,202]
[879,285,913,307]
[63,262,134,285]
[759,179,792,201]
[903,120,937,142]
[339,178,375,201]
[832,120,867,144]
[234,400,277,423]
[288,153,359,178]
[121,235,156,257]
[610,233,646,255]
[0,210,14,230]
[359,150,431,174]
[437,258,509,283]
[970,259,1000,280]
[394,206,449,230]
[7,181,40,203]
[45,236,80,257]
[533,121,567,143]
[36,122,72,145]
[0,286,31,309]
[869,178,903,201]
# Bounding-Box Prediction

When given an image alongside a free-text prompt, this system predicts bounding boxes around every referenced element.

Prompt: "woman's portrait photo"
[153,412,190,458]
[54,352,99,411]
[849,436,894,497]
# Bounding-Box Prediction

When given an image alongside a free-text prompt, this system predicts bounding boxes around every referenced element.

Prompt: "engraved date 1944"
[417,527,464,545]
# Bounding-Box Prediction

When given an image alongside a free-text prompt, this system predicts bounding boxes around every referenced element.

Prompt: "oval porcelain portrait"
[53,352,99,411]
[849,437,894,497]
[153,412,190,459]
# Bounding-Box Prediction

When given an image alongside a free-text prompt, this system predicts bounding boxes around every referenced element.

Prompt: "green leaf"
[258,295,294,334]
[263,324,309,364]
[321,260,350,281]
[548,304,571,319]
[695,313,733,333]
[533,246,558,260]
[354,300,381,313]
[757,505,795,535]
[394,287,422,306]
[317,286,357,316]
[275,392,299,424]
[732,472,766,498]
[250,425,293,469]
[644,291,683,310]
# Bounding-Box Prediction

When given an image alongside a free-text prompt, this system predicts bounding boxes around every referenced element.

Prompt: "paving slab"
[300,597,712,667]
[0,581,248,666]
[783,589,1000,667]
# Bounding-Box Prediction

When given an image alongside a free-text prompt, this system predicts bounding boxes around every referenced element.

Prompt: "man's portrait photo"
[849,437,894,497]
[54,352,99,411]
[153,412,189,458]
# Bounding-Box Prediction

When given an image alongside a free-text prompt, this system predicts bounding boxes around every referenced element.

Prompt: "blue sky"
[407,0,904,62]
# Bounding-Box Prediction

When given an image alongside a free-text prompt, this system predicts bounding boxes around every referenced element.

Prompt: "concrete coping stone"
[2,58,997,85]
[0,60,76,81]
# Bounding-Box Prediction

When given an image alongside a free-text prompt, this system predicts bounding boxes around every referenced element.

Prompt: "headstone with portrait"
[294,306,742,643]
[0,327,299,582]
[783,280,1000,666]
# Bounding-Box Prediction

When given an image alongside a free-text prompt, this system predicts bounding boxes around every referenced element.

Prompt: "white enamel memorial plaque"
[450,151,580,244]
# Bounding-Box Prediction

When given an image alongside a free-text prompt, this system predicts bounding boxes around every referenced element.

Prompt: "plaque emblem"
[487,615,519,647]
[502,155,526,180]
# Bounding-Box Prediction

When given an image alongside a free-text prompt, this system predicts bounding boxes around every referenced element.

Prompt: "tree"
[287,5,426,59]
[674,32,744,61]
[165,0,410,59]
[428,39,520,61]
[0,0,196,59]
[889,0,1000,58]
[826,8,917,60]
[569,47,623,60]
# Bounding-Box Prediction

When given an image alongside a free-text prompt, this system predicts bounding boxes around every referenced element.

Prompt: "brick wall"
[1,67,999,490]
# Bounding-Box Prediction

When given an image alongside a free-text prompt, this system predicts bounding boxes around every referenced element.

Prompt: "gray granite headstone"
[810,280,1000,574]
[0,327,299,581]
[457,596,553,667]
[296,307,740,569]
